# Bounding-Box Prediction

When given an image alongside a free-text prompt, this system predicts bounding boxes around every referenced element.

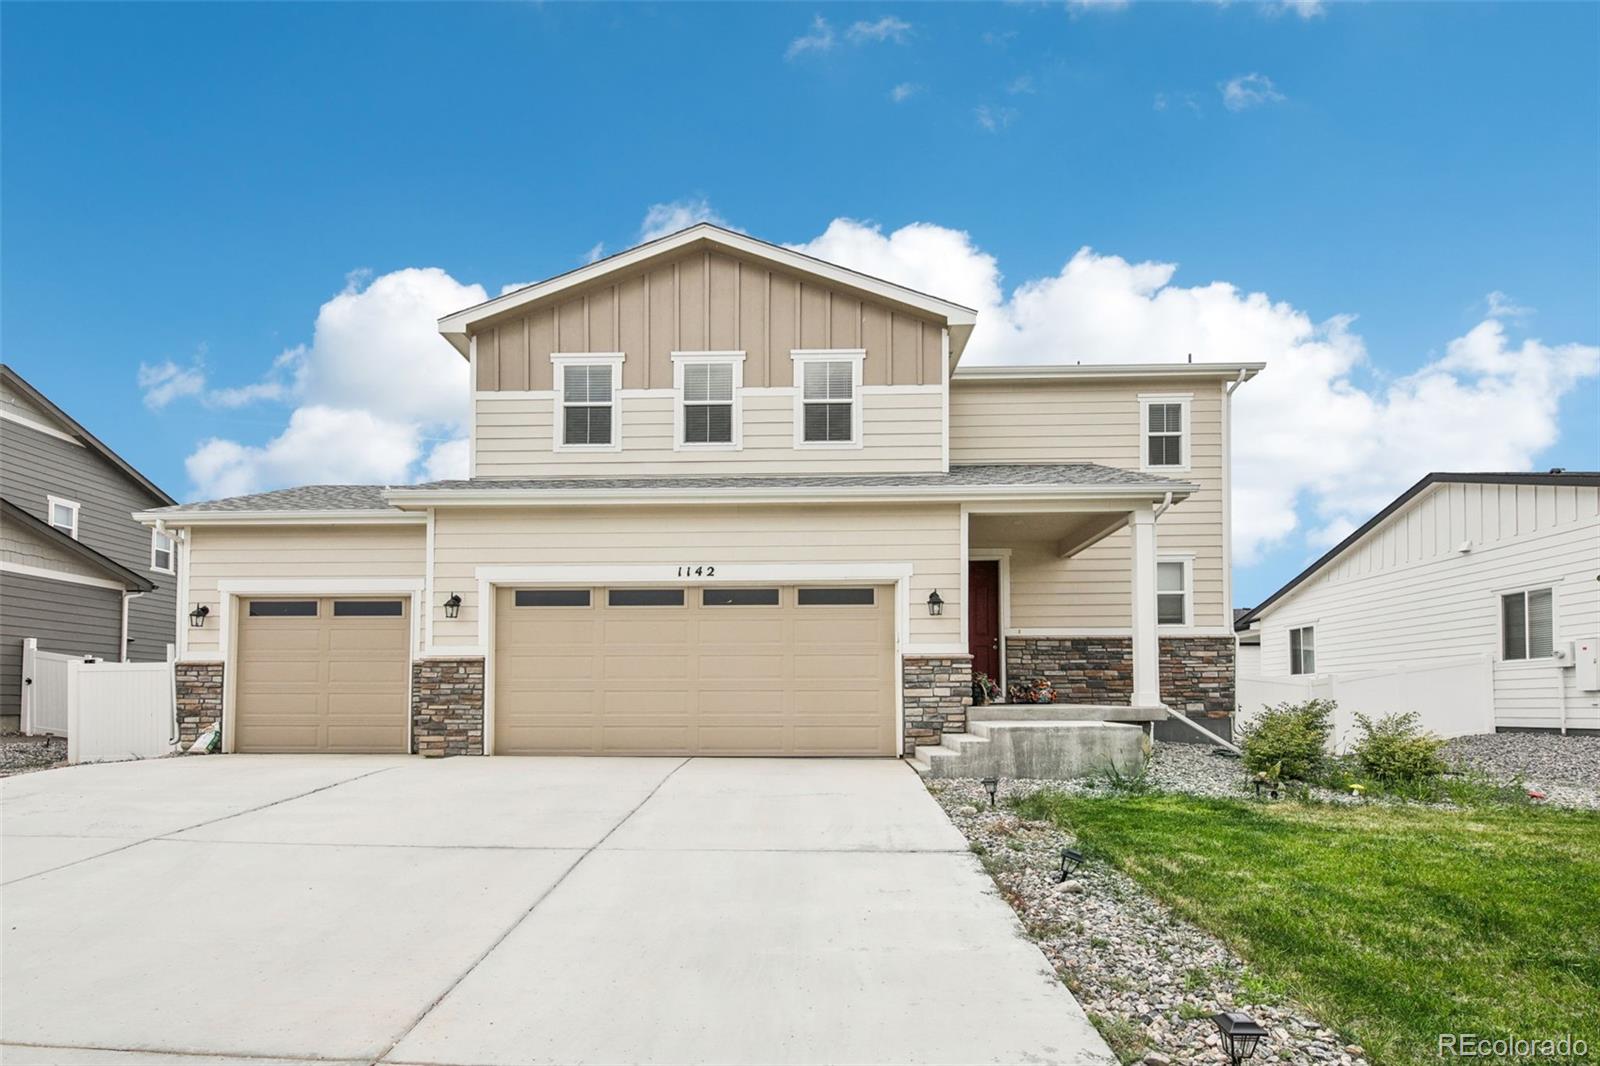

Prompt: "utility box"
[1576,636,1600,692]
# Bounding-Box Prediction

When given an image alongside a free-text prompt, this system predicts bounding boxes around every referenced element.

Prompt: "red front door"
[968,560,1001,683]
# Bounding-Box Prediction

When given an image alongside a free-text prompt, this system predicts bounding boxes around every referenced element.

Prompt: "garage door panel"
[697,618,785,643]
[602,617,692,643]
[696,654,786,680]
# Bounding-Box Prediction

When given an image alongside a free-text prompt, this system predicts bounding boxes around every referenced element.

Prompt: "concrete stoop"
[909,719,1147,780]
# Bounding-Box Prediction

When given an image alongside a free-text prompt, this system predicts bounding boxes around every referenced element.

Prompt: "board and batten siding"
[475,388,944,477]
[956,379,1228,632]
[183,524,427,658]
[429,503,963,649]
[1254,481,1600,731]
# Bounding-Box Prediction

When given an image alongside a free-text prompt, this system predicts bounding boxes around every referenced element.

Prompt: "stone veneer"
[175,662,224,750]
[902,654,973,755]
[1158,637,1236,715]
[411,658,485,756]
[1004,636,1236,717]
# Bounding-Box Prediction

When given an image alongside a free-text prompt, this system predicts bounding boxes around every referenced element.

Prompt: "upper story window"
[1289,625,1316,674]
[673,353,744,450]
[151,529,175,573]
[793,350,864,448]
[1501,587,1553,661]
[1140,394,1190,471]
[552,354,624,452]
[47,496,80,539]
[1156,557,1190,626]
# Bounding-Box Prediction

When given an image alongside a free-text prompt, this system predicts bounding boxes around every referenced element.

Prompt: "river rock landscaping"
[1,733,67,777]
[1442,731,1600,809]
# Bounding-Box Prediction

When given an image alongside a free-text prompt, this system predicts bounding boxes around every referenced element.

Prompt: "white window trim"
[47,495,80,540]
[671,352,745,452]
[1499,585,1555,662]
[791,349,865,450]
[1288,623,1317,676]
[1139,393,1192,474]
[150,528,176,574]
[1155,553,1193,628]
[551,353,625,453]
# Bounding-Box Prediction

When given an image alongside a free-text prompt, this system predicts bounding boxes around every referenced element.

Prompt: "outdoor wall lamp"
[981,776,999,808]
[1213,1012,1268,1066]
[443,594,462,620]
[927,589,944,616]
[1052,847,1085,883]
[188,605,210,628]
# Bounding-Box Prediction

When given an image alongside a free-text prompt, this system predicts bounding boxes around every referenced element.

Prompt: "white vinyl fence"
[65,658,178,765]
[20,638,100,737]
[1236,655,1495,753]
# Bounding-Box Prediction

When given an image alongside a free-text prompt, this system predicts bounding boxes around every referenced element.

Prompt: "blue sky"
[2,1,1596,607]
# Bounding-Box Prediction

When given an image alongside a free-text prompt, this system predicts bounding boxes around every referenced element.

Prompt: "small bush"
[1239,698,1335,781]
[1351,711,1446,787]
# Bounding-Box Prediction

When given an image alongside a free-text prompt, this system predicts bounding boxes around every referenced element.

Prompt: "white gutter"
[1226,366,1250,395]
[956,362,1265,383]
[133,509,427,527]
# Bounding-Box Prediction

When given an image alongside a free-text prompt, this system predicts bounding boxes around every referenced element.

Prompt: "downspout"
[1152,491,1174,523]
[1225,367,1248,396]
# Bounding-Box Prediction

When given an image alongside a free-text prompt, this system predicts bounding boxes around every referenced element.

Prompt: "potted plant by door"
[972,673,1002,706]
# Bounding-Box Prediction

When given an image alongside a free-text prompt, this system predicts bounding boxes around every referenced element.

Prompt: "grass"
[1012,791,1600,1066]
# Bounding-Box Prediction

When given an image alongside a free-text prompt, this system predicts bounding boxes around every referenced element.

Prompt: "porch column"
[1128,504,1163,708]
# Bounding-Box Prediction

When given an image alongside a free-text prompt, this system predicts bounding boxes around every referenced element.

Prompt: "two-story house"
[139,225,1257,762]
[1,364,179,731]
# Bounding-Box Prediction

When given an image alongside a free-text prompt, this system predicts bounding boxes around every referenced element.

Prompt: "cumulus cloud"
[975,105,1019,132]
[185,406,422,501]
[638,197,729,242]
[138,360,206,410]
[1221,73,1285,111]
[785,15,835,59]
[1269,0,1326,18]
[846,16,912,44]
[890,82,923,103]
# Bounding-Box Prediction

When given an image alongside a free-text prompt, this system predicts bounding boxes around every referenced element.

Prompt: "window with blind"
[1289,625,1316,675]
[561,363,614,447]
[1502,588,1554,660]
[1145,402,1184,467]
[800,359,856,444]
[680,360,735,445]
[1156,558,1189,625]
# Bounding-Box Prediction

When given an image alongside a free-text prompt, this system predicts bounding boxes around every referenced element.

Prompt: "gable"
[0,375,80,443]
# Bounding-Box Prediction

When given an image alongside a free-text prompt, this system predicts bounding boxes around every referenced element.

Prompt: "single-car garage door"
[235,597,411,753]
[494,584,896,756]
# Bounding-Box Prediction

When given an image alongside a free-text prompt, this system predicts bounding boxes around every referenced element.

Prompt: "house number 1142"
[676,565,716,577]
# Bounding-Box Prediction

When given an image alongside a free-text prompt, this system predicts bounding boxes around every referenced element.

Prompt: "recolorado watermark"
[1438,1033,1588,1059]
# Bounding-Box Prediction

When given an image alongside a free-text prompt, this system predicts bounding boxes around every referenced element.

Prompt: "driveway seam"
[0,1039,370,1063]
[366,756,693,1066]
[0,765,399,887]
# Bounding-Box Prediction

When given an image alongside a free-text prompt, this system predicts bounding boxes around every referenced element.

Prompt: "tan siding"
[431,503,962,648]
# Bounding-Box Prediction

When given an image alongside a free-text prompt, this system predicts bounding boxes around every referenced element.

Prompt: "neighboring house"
[1235,471,1600,743]
[139,224,1258,757]
[1233,607,1260,681]
[1,364,178,730]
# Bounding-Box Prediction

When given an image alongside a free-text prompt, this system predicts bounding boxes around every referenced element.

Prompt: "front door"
[968,561,1001,684]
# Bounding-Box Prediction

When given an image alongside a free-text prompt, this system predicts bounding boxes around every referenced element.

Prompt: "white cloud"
[1006,75,1036,95]
[785,15,835,60]
[974,105,1019,132]
[847,16,912,44]
[138,360,206,410]
[1221,73,1286,112]
[890,82,923,103]
[1485,290,1533,321]
[422,437,470,482]
[1068,0,1130,11]
[639,197,729,242]
[1269,0,1326,18]
[582,241,606,264]
[789,219,1600,566]
[185,406,421,500]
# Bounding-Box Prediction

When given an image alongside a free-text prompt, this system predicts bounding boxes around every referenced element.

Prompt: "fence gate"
[66,659,177,765]
[20,638,100,737]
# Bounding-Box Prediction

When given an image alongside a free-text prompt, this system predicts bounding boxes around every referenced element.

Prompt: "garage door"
[235,597,411,753]
[494,584,896,756]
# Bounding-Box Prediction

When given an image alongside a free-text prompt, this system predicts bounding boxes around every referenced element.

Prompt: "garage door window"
[703,588,780,606]
[333,600,404,617]
[248,600,318,617]
[515,589,592,607]
[797,587,875,606]
[608,589,686,607]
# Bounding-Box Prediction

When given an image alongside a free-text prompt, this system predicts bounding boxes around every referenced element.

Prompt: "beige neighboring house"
[139,224,1259,760]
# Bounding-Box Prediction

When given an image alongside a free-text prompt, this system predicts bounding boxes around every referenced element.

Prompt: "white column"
[1129,504,1163,708]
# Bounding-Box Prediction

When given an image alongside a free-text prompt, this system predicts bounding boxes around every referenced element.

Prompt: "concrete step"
[968,703,1168,723]
[913,720,1145,780]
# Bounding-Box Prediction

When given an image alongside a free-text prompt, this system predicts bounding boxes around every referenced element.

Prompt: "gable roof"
[0,497,156,592]
[436,223,980,362]
[1235,470,1600,629]
[1,364,177,506]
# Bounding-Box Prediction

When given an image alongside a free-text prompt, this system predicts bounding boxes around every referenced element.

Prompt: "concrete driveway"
[1,755,1112,1065]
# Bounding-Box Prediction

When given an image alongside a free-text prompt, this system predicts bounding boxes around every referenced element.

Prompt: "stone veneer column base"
[1006,638,1134,704]
[901,655,973,756]
[1158,635,1236,715]
[175,662,224,750]
[411,658,486,756]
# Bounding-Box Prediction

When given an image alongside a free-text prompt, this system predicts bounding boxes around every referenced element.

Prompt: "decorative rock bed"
[1,734,67,777]
[1442,732,1600,810]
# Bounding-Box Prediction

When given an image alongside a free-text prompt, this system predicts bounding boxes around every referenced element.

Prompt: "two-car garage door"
[494,584,897,756]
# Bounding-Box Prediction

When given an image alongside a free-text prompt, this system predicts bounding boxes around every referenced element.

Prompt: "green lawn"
[1012,792,1600,1066]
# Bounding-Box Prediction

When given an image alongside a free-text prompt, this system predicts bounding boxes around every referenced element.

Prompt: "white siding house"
[1235,472,1600,747]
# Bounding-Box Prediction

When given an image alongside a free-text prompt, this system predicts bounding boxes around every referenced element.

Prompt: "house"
[1234,471,1600,745]
[137,224,1258,761]
[1,364,178,731]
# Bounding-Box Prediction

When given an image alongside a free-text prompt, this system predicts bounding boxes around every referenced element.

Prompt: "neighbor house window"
[674,353,743,448]
[553,354,624,451]
[151,530,175,573]
[1140,395,1190,470]
[1502,588,1554,660]
[793,351,863,446]
[47,496,80,539]
[1156,558,1190,625]
[1289,625,1316,675]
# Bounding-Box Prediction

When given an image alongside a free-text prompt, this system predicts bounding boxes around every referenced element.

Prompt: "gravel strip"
[930,775,1367,1066]
[1443,733,1600,808]
[1,734,68,777]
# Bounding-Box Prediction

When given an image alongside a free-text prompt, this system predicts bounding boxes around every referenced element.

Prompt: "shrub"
[1351,711,1446,787]
[1239,698,1335,781]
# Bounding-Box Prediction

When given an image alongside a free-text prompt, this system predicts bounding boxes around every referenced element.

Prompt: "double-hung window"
[1156,557,1190,626]
[1289,625,1316,675]
[151,529,175,573]
[674,353,743,449]
[1140,395,1190,471]
[47,496,80,539]
[793,350,863,447]
[553,355,623,451]
[1501,587,1554,660]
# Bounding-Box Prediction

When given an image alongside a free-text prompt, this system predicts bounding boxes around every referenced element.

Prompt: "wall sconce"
[188,605,210,628]
[443,594,462,620]
[927,589,944,616]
